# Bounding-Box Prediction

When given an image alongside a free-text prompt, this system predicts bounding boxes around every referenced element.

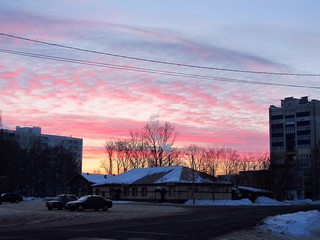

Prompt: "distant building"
[219,171,274,201]
[3,126,83,171]
[269,96,320,200]
[70,173,110,197]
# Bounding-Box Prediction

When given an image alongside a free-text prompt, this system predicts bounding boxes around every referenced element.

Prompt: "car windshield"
[78,196,89,201]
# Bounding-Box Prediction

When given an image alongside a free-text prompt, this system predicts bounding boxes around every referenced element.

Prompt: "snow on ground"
[184,196,320,206]
[185,197,320,239]
[185,198,253,206]
[258,210,320,238]
[1,196,320,238]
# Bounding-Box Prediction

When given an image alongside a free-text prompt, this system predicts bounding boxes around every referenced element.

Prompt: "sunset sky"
[1,0,320,173]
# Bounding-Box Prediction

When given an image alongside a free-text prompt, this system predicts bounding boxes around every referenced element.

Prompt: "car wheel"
[103,205,109,211]
[78,205,84,211]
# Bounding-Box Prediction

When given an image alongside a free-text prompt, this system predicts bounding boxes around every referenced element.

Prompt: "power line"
[1,48,320,90]
[1,32,320,77]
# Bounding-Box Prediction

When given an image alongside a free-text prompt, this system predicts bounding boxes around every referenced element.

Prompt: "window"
[271,128,283,133]
[95,188,100,195]
[141,187,147,197]
[168,186,174,196]
[132,187,138,197]
[286,126,295,133]
[297,134,310,140]
[271,119,284,124]
[124,187,129,197]
[271,146,284,151]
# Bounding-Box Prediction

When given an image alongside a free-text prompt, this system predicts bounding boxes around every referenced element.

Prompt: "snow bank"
[183,197,320,238]
[254,196,320,206]
[23,196,45,202]
[254,196,284,205]
[259,210,320,237]
[184,198,252,206]
[184,196,320,206]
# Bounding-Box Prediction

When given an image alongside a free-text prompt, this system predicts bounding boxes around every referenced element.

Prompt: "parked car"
[46,194,78,210]
[0,192,23,203]
[66,195,112,211]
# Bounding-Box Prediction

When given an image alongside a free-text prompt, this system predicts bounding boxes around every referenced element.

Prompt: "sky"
[1,0,320,173]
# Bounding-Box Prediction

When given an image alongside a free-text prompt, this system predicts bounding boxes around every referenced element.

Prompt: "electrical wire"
[1,32,319,77]
[1,48,319,90]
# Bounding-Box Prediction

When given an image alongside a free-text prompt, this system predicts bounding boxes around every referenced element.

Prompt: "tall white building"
[4,126,83,172]
[269,97,320,199]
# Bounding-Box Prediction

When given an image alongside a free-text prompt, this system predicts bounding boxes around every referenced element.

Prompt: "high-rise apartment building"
[3,126,83,172]
[269,96,320,199]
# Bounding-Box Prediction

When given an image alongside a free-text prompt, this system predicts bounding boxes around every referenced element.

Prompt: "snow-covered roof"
[93,166,231,186]
[238,186,272,193]
[80,173,111,184]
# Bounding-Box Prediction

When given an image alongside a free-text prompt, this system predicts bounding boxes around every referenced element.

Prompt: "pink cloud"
[0,7,279,173]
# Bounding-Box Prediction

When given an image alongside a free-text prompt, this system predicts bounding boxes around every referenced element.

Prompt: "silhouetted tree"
[183,144,206,172]
[204,146,223,177]
[101,140,116,174]
[0,129,23,192]
[143,115,177,167]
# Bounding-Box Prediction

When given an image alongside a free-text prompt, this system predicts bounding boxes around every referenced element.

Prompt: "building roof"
[92,166,231,186]
[238,186,272,193]
[80,173,110,184]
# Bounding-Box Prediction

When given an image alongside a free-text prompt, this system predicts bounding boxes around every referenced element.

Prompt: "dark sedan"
[46,194,78,210]
[0,192,23,204]
[66,195,112,211]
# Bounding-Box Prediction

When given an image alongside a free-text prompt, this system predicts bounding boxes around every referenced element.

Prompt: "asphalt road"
[1,204,320,240]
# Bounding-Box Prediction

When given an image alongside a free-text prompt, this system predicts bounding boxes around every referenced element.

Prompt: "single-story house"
[91,166,232,203]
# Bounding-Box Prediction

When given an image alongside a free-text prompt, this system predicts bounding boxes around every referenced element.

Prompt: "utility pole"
[192,155,195,205]
[0,109,2,129]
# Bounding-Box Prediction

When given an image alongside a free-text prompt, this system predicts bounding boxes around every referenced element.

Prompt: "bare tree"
[183,144,206,171]
[239,153,255,172]
[128,130,148,169]
[113,140,131,174]
[101,140,116,174]
[204,146,223,176]
[167,147,184,166]
[103,116,180,173]
[256,152,270,170]
[219,147,240,175]
[143,115,177,167]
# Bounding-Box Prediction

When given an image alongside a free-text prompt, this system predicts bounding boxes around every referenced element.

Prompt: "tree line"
[0,128,78,197]
[101,116,270,176]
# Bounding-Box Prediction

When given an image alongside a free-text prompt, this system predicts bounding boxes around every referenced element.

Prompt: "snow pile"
[184,196,320,206]
[184,198,252,206]
[23,196,44,202]
[183,197,320,238]
[258,210,320,237]
[254,196,284,205]
[254,196,320,206]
